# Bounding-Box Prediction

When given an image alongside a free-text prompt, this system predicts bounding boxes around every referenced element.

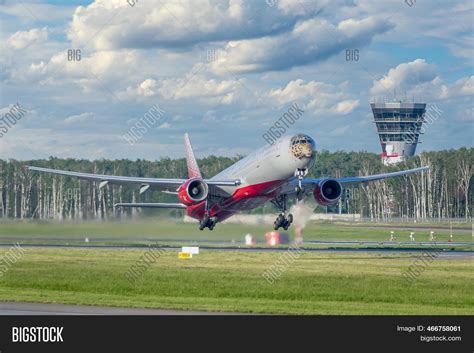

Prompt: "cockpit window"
[290,134,315,159]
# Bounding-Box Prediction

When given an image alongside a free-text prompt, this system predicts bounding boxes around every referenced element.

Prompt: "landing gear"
[294,168,307,202]
[199,214,218,231]
[273,213,293,230]
[198,198,218,231]
[271,194,294,230]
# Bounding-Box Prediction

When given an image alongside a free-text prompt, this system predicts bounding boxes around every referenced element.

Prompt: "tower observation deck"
[370,102,426,165]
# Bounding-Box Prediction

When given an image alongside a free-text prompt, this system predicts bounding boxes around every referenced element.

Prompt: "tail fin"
[184,133,202,179]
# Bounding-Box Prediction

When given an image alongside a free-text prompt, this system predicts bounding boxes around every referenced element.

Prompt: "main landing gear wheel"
[273,213,293,231]
[199,215,217,231]
[283,214,293,230]
[271,194,294,231]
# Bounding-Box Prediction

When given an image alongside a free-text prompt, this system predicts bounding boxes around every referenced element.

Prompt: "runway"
[0,237,472,246]
[0,302,229,315]
[0,242,472,259]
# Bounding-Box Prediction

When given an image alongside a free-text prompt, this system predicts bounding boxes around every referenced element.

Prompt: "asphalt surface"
[0,243,472,259]
[0,236,472,244]
[0,302,230,315]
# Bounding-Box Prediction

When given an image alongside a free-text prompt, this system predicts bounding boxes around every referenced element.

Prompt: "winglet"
[184,133,202,179]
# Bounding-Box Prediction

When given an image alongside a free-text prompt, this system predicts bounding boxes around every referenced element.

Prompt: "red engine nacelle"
[313,179,342,206]
[178,178,209,206]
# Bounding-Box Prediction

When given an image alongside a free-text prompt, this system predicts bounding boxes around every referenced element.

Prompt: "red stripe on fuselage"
[186,179,286,222]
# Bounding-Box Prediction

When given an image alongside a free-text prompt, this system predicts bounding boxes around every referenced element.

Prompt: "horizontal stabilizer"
[114,203,186,209]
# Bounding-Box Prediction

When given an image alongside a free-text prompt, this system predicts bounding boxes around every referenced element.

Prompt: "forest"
[0,148,472,221]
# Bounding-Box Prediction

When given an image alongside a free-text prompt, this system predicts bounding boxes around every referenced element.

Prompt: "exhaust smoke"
[289,202,314,245]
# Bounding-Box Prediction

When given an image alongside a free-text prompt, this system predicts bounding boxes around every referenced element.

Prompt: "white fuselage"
[186,133,316,221]
[212,134,316,194]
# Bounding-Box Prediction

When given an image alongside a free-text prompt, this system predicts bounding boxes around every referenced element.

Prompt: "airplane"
[28,133,428,231]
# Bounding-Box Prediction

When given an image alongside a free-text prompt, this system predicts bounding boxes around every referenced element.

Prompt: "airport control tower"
[370,101,426,165]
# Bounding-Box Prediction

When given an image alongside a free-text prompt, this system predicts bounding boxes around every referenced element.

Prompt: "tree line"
[0,148,472,221]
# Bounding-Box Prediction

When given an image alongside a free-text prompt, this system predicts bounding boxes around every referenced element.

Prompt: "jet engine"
[313,179,342,206]
[178,178,209,206]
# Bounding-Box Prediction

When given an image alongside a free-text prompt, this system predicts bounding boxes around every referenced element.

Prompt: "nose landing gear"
[294,168,307,202]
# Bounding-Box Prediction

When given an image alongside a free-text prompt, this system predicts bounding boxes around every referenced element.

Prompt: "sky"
[0,0,472,161]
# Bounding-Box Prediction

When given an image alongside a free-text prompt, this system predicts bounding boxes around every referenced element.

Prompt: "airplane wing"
[288,166,428,191]
[27,166,240,193]
[328,166,429,186]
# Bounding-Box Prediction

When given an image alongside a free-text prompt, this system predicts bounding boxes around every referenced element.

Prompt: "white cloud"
[13,49,140,88]
[440,75,474,99]
[123,68,245,105]
[275,0,329,15]
[371,59,473,101]
[370,59,438,98]
[327,0,473,61]
[68,0,326,51]
[126,78,158,97]
[159,74,240,101]
[158,122,171,129]
[7,27,48,50]
[209,16,393,74]
[268,79,326,105]
[63,112,95,124]
[331,99,359,115]
[267,79,358,116]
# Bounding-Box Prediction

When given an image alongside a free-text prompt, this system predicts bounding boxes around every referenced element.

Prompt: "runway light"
[265,231,289,246]
[429,231,435,242]
[245,234,256,246]
[389,231,395,241]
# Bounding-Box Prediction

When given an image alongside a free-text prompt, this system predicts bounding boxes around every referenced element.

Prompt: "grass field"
[0,220,471,314]
[0,247,472,315]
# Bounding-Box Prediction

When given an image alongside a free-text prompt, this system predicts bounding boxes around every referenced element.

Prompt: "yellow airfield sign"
[178,252,192,259]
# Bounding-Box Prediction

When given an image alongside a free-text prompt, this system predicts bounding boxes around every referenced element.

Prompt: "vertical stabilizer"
[184,133,202,179]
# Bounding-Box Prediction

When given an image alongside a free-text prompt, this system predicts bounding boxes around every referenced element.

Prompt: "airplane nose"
[290,134,316,160]
[301,145,313,158]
